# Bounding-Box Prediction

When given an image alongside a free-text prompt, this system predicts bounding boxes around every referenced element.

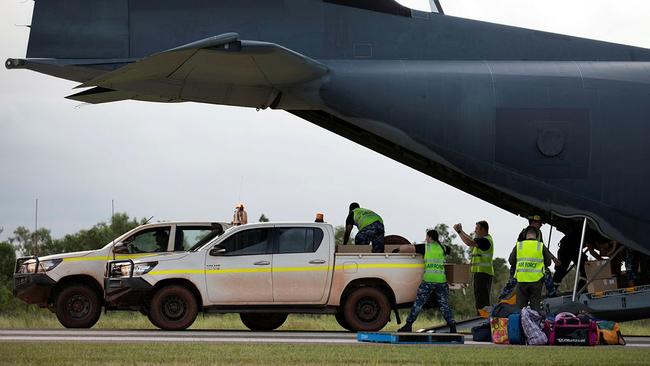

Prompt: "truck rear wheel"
[343,287,390,332]
[148,285,198,331]
[240,313,288,331]
[54,284,102,328]
[335,311,354,332]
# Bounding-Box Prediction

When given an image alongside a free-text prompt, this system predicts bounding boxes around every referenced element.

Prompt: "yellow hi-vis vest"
[352,208,383,231]
[423,241,446,284]
[470,234,494,276]
[514,240,545,283]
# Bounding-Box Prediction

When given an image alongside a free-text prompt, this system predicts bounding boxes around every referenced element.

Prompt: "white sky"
[1,1,649,260]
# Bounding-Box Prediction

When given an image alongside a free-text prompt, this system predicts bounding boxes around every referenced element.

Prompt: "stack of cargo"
[584,260,618,293]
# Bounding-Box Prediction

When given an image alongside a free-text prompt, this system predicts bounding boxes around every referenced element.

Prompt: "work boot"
[397,322,413,333]
[448,322,457,334]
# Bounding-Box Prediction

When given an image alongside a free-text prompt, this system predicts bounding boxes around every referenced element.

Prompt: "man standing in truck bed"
[343,202,385,253]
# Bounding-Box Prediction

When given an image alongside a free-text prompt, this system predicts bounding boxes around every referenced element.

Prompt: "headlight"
[110,262,157,277]
[133,262,158,276]
[39,259,63,272]
[18,259,62,273]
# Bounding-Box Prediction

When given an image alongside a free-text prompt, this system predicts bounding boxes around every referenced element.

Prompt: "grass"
[0,309,445,332]
[0,310,648,335]
[0,342,648,366]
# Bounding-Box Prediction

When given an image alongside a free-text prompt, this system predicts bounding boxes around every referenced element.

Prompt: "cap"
[528,214,542,221]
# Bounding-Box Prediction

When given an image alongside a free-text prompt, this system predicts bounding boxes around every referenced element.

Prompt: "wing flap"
[79,33,328,90]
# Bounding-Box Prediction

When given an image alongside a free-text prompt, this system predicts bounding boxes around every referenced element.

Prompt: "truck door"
[271,226,331,303]
[205,227,273,304]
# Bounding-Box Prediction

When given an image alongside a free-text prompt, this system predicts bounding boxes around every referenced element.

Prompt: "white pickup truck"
[105,222,426,332]
[13,221,229,328]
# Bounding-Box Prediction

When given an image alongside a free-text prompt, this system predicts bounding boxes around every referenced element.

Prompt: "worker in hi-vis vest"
[454,220,494,313]
[343,202,385,253]
[398,229,456,333]
[509,226,552,312]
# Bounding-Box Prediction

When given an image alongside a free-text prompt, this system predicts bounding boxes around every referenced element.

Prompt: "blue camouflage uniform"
[404,242,455,326]
[354,221,385,253]
[406,281,454,325]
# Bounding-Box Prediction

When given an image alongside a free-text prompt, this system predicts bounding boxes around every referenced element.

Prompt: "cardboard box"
[585,260,613,280]
[445,264,471,284]
[587,277,619,293]
[336,245,371,254]
[335,244,404,254]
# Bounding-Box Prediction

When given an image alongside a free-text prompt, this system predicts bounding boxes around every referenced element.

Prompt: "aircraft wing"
[71,32,328,107]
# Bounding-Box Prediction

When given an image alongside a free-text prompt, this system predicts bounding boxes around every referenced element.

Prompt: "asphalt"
[0,329,649,347]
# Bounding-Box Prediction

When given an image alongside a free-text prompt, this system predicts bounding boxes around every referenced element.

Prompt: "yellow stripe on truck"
[147,263,422,276]
[63,254,159,262]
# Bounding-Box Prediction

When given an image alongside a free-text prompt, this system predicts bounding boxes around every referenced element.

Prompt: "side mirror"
[209,247,227,257]
[113,242,129,254]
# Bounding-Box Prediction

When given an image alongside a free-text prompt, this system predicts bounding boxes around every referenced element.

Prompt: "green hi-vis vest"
[352,208,383,231]
[423,241,446,284]
[470,234,494,276]
[514,240,545,283]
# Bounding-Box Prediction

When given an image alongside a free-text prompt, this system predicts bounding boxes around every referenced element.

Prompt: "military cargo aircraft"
[6,0,650,319]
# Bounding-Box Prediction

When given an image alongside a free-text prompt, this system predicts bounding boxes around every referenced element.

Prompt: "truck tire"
[342,287,390,332]
[335,311,354,332]
[148,285,198,331]
[54,284,102,329]
[240,313,288,331]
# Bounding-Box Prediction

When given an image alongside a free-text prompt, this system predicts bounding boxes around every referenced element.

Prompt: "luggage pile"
[471,303,626,346]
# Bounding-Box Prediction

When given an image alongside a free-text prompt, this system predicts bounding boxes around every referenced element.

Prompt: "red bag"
[548,312,598,346]
[490,317,509,344]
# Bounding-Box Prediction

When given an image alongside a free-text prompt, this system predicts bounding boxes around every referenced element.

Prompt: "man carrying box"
[453,220,494,314]
[398,229,456,333]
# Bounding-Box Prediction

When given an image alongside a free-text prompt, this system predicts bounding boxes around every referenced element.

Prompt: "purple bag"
[521,307,547,346]
[549,312,598,346]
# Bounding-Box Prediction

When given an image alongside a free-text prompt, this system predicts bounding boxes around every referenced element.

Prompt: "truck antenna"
[33,198,38,256]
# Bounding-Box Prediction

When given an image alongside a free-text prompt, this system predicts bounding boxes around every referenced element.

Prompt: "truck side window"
[175,227,217,251]
[277,228,324,254]
[219,228,270,256]
[125,227,171,253]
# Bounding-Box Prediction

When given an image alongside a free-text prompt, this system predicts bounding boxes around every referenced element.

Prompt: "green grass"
[0,342,648,366]
[0,309,445,332]
[0,310,648,335]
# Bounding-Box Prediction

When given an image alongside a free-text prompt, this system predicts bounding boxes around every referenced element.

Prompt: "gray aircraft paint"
[6,0,650,255]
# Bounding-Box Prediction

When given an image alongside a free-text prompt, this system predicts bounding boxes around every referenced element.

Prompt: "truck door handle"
[309,260,326,264]
[254,261,270,266]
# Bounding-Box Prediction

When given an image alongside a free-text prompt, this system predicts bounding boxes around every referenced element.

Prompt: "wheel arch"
[53,275,103,304]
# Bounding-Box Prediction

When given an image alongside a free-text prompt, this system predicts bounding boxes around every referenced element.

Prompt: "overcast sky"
[1,1,649,260]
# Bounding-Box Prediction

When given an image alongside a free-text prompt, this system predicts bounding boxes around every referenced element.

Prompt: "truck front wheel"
[342,287,390,332]
[54,284,102,328]
[148,285,198,331]
[240,313,288,331]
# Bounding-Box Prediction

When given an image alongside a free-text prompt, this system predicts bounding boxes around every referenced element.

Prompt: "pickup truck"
[104,222,425,332]
[14,221,228,328]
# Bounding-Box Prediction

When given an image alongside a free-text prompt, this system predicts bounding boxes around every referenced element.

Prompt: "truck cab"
[105,222,427,332]
[14,221,229,328]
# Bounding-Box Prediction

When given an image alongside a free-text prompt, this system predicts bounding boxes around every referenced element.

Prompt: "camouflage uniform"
[406,281,454,325]
[354,221,385,253]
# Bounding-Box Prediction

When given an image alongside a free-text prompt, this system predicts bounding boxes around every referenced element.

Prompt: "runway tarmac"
[0,329,649,347]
